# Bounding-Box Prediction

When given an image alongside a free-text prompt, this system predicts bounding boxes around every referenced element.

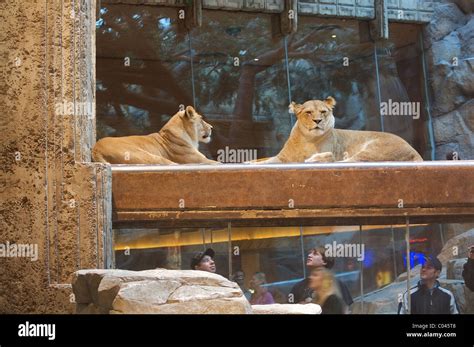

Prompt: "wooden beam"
[371,0,389,40]
[280,0,298,35]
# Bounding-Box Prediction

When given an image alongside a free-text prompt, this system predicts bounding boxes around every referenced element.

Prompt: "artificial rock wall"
[0,0,112,313]
[425,1,473,160]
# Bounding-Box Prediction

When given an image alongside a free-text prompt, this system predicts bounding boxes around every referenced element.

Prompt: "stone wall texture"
[0,0,112,313]
[425,1,473,160]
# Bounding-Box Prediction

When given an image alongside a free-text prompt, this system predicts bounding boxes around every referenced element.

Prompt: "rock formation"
[425,1,474,160]
[73,269,252,314]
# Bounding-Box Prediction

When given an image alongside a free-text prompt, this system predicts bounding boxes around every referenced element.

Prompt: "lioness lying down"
[255,97,422,163]
[92,106,219,164]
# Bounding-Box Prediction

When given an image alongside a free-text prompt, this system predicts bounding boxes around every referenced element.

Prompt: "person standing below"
[249,272,275,305]
[309,267,346,314]
[232,270,252,300]
[190,248,216,273]
[401,256,459,314]
[289,247,353,307]
[462,245,474,291]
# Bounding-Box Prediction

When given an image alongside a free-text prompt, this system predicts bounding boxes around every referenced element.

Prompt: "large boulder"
[72,269,252,314]
[252,304,321,314]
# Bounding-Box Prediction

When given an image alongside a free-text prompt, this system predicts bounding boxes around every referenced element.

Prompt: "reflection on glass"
[113,222,473,314]
[290,18,379,132]
[191,11,290,159]
[97,5,192,139]
[97,7,434,161]
[376,23,431,158]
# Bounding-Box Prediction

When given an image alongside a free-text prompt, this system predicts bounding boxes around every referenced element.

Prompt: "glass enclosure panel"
[230,226,305,304]
[114,227,230,278]
[190,10,290,160]
[301,226,361,308]
[375,23,431,159]
[360,224,443,294]
[112,222,473,313]
[96,5,192,138]
[290,17,379,132]
[96,6,436,160]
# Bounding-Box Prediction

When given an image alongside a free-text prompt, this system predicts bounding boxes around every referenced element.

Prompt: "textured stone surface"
[252,303,322,314]
[446,258,468,280]
[424,1,474,160]
[72,269,253,314]
[433,100,473,146]
[0,0,112,313]
[424,3,467,43]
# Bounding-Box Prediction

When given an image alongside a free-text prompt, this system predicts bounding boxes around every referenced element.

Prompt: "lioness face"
[290,97,336,137]
[182,106,213,143]
[198,118,213,144]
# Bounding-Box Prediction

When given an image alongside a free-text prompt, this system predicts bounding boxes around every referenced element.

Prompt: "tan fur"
[92,106,219,164]
[255,97,423,163]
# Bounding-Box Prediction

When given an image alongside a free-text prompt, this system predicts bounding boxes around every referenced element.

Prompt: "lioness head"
[290,97,336,137]
[180,106,213,144]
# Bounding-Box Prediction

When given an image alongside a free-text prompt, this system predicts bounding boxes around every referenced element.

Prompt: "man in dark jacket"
[462,245,474,291]
[401,256,459,314]
[289,247,353,308]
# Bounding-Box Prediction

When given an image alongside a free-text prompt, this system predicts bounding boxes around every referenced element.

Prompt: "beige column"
[0,0,112,313]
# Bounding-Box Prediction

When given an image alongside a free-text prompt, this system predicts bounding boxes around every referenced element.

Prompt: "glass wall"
[113,222,474,313]
[97,5,434,161]
[99,4,473,314]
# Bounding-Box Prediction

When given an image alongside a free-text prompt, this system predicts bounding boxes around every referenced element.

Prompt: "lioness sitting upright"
[92,106,219,164]
[256,97,422,163]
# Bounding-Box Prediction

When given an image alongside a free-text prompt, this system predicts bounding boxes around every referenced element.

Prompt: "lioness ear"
[183,106,197,119]
[289,102,303,115]
[325,96,336,109]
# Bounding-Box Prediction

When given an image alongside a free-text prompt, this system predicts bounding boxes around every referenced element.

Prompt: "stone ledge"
[252,303,322,314]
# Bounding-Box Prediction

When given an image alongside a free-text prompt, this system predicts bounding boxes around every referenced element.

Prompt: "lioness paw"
[305,152,335,163]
